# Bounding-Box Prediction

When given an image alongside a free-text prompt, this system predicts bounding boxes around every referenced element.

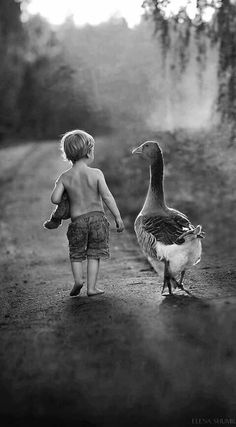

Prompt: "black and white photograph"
[0,1,235,426]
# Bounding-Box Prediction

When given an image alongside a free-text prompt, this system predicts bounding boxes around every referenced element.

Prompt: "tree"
[143,0,236,140]
[0,0,25,139]
[18,15,111,138]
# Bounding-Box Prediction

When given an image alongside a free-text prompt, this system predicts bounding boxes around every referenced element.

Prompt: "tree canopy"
[0,0,111,140]
[143,0,236,139]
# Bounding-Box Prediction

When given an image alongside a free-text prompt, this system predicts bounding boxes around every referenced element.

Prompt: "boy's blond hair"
[60,129,95,163]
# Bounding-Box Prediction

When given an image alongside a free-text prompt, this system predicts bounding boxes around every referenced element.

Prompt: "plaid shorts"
[67,211,110,262]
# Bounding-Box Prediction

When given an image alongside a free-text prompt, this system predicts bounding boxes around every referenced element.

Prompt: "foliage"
[18,16,110,138]
[0,2,111,141]
[0,0,25,139]
[143,0,236,140]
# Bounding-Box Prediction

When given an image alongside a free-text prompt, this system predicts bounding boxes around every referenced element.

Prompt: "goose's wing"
[134,213,193,258]
[143,213,193,244]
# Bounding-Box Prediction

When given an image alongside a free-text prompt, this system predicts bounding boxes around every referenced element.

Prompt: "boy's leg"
[86,214,109,296]
[87,258,104,296]
[44,191,70,229]
[70,261,84,296]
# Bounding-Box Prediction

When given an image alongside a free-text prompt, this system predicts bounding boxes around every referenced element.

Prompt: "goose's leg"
[167,277,172,295]
[177,270,191,295]
[161,261,167,294]
[179,270,186,286]
[161,278,166,294]
[171,276,180,289]
[162,260,172,295]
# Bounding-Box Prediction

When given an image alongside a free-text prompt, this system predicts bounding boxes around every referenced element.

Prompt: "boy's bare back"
[61,164,103,219]
[53,162,123,231]
[51,130,124,232]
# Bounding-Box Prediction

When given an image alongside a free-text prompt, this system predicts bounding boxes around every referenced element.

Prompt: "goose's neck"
[141,158,167,215]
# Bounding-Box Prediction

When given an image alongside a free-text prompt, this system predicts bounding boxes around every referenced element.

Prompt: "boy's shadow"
[62,294,110,329]
[58,293,142,346]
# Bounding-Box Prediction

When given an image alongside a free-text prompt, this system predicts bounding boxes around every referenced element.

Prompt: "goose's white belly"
[155,238,202,275]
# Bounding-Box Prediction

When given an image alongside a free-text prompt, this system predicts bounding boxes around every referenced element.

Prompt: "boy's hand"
[115,217,125,233]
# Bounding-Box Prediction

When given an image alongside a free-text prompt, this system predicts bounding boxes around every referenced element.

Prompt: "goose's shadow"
[160,293,210,310]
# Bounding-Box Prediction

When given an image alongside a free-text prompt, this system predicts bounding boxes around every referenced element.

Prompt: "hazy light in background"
[202,6,216,22]
[186,0,198,20]
[26,0,144,27]
[25,0,215,27]
[157,0,217,21]
[164,0,197,18]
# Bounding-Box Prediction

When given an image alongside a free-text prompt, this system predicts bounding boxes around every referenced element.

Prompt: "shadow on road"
[160,293,210,308]
[0,142,235,427]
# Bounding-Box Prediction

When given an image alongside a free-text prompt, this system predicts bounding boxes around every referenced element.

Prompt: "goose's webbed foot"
[179,285,191,295]
[171,277,180,289]
[161,279,172,295]
[170,273,191,295]
[176,281,191,295]
[167,281,172,295]
[161,279,167,295]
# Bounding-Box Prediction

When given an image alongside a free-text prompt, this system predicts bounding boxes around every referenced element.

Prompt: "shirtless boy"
[50,129,124,297]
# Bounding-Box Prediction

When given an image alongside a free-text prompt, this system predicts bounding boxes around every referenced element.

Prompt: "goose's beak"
[132,145,143,155]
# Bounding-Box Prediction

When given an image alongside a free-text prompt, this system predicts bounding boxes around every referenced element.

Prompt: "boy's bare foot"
[70,283,84,297]
[87,288,105,297]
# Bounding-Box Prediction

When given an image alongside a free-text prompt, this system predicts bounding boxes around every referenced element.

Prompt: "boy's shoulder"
[88,167,104,177]
[58,167,72,181]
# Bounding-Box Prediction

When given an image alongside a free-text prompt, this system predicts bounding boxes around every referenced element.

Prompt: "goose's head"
[132,141,162,164]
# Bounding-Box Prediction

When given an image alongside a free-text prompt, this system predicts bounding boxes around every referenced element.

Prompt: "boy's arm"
[97,170,124,232]
[51,176,65,204]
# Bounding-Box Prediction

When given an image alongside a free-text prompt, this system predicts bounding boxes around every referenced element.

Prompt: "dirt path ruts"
[0,141,236,427]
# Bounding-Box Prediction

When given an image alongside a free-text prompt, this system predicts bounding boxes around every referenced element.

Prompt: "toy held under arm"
[43,190,70,229]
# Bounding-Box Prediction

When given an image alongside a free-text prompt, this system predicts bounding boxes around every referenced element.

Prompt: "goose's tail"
[176,225,205,242]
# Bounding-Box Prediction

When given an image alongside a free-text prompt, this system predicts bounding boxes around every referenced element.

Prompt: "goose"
[132,141,205,295]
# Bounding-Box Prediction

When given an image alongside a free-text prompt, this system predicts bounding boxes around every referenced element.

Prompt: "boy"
[49,129,124,297]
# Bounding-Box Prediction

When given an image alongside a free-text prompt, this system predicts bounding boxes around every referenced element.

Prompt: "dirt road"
[0,142,236,427]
